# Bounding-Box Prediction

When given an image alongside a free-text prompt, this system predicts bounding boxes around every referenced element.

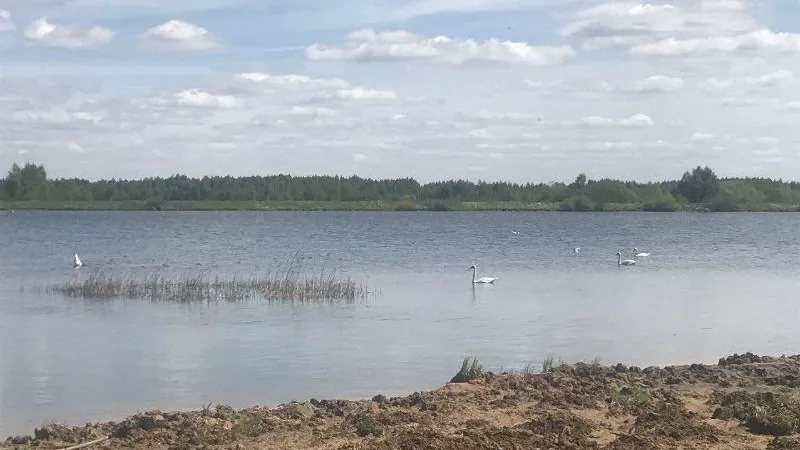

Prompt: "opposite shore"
[4,199,800,212]
[5,163,800,212]
[4,352,800,450]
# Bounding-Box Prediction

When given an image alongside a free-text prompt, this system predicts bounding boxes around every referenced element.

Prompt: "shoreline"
[4,352,800,449]
[4,200,800,212]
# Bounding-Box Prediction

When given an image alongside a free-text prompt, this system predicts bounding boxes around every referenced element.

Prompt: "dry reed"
[45,255,371,303]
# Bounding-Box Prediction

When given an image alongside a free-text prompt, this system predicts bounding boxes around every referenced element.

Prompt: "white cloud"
[67,141,85,153]
[700,0,745,11]
[23,17,113,48]
[743,70,795,87]
[779,101,800,111]
[690,132,715,142]
[720,134,780,147]
[721,97,756,106]
[631,29,800,57]
[386,0,533,21]
[701,77,735,90]
[0,9,14,31]
[754,136,779,146]
[561,3,682,49]
[631,75,684,93]
[577,138,687,153]
[238,73,350,90]
[697,69,796,102]
[466,111,540,123]
[561,1,756,50]
[564,113,654,128]
[289,106,338,117]
[336,88,396,100]
[174,89,239,108]
[238,71,397,103]
[306,29,576,66]
[468,128,489,139]
[140,20,221,51]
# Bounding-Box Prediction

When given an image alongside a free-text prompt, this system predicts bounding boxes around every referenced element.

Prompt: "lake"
[1,211,799,436]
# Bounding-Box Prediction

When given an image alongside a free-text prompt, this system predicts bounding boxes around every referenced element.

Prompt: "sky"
[1,0,799,183]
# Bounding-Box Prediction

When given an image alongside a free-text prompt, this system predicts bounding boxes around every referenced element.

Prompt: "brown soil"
[5,352,800,450]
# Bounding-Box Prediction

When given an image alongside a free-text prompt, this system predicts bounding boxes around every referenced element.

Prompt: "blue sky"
[1,0,800,182]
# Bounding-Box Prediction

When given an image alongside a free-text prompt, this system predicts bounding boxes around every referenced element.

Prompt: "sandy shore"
[4,352,800,449]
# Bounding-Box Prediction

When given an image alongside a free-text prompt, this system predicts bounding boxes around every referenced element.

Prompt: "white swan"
[633,247,650,258]
[73,253,83,268]
[574,247,580,254]
[616,252,636,266]
[511,230,520,236]
[469,265,497,284]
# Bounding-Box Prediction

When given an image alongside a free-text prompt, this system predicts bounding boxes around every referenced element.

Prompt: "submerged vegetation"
[4,162,800,212]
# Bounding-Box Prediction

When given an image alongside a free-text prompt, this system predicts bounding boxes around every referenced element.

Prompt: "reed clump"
[46,268,370,303]
[450,357,484,383]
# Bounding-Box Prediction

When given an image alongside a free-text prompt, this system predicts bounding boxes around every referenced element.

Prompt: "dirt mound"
[711,390,800,436]
[768,436,800,449]
[345,411,597,450]
[631,401,718,442]
[6,353,800,450]
[719,352,769,366]
[4,423,106,449]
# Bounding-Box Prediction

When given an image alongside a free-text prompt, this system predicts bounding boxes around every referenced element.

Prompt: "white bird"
[633,247,650,258]
[511,230,520,236]
[574,247,580,254]
[616,252,636,266]
[469,265,497,284]
[73,253,83,268]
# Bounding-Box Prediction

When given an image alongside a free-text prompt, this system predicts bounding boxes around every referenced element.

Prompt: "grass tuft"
[450,357,484,383]
[541,356,555,373]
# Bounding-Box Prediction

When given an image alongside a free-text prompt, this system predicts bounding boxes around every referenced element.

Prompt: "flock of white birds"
[470,231,652,285]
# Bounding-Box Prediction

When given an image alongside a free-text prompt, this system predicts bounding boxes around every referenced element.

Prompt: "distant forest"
[3,162,800,211]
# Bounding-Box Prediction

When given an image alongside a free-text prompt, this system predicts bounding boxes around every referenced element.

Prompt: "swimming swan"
[469,265,497,284]
[633,247,650,257]
[574,247,580,254]
[616,252,636,266]
[73,253,83,268]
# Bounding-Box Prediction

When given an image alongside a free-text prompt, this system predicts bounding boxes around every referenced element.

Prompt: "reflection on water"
[1,211,800,435]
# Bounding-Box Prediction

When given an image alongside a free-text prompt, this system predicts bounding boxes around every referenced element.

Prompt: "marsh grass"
[450,357,484,383]
[541,356,555,373]
[43,254,371,303]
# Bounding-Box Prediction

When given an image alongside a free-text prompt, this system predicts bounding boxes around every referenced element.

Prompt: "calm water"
[1,211,799,436]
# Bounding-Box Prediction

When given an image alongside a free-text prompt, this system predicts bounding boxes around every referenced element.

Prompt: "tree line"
[3,162,800,211]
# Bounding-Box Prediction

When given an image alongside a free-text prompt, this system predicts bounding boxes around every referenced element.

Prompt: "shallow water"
[1,211,799,436]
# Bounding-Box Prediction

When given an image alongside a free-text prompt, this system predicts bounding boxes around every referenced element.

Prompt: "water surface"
[1,211,799,436]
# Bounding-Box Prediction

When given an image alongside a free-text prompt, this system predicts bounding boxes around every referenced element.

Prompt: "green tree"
[639,185,680,211]
[4,163,22,199]
[559,194,595,211]
[585,179,639,204]
[675,166,719,203]
[4,162,47,200]
[569,173,588,189]
[708,181,767,212]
